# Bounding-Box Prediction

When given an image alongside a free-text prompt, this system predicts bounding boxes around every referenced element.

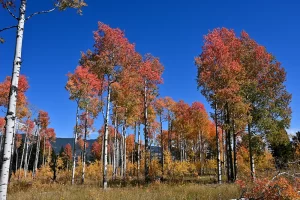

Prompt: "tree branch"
[0,25,17,32]
[6,7,18,20]
[287,160,300,164]
[25,7,56,21]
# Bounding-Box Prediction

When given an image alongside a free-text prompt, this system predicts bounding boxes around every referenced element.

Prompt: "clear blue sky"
[0,0,299,138]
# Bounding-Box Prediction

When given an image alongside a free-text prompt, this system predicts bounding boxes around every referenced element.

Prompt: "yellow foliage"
[149,158,162,179]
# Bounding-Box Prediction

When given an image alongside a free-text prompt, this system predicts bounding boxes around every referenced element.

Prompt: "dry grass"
[8,181,240,200]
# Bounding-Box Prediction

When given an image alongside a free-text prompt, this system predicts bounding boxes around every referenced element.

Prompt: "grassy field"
[8,182,241,200]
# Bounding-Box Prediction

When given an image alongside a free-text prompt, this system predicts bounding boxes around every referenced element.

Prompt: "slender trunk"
[116,138,119,176]
[71,104,79,185]
[233,133,237,180]
[0,0,26,198]
[199,131,203,175]
[222,127,226,176]
[160,115,164,176]
[102,82,111,189]
[9,120,17,180]
[42,136,45,166]
[170,120,173,153]
[168,117,171,152]
[226,104,234,182]
[120,131,124,178]
[18,131,27,179]
[24,144,32,178]
[113,112,117,179]
[15,147,18,173]
[133,122,136,164]
[144,83,150,183]
[228,133,234,181]
[215,104,222,184]
[248,124,255,180]
[19,135,27,179]
[81,109,88,184]
[33,125,40,178]
[122,122,126,179]
[137,123,140,181]
[232,121,237,181]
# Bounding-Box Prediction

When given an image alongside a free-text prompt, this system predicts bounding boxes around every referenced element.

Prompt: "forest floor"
[8,181,241,200]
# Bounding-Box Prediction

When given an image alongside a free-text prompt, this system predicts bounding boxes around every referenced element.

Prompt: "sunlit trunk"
[71,104,79,185]
[18,129,28,179]
[248,124,255,180]
[81,109,88,184]
[160,115,164,176]
[9,120,17,180]
[112,112,117,179]
[0,1,27,198]
[143,82,150,183]
[137,123,140,181]
[24,143,31,178]
[215,104,222,184]
[42,136,45,166]
[102,82,111,189]
[33,125,41,178]
[122,122,126,179]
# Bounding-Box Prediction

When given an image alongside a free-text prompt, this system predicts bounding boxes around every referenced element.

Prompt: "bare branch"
[288,160,300,164]
[25,7,56,21]
[0,25,17,32]
[6,7,18,20]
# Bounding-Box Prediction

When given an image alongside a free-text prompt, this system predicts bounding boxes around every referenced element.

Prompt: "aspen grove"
[0,4,299,200]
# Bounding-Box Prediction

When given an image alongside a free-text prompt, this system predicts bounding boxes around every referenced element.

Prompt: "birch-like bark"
[42,136,45,166]
[33,124,40,178]
[9,119,17,180]
[112,112,117,179]
[25,143,33,178]
[0,0,26,197]
[143,83,150,183]
[15,147,18,173]
[116,138,119,176]
[23,138,29,178]
[122,122,126,179]
[120,127,124,178]
[81,109,88,184]
[248,124,255,180]
[160,115,164,175]
[102,83,111,189]
[19,129,28,175]
[215,104,222,184]
[137,123,140,181]
[71,104,79,185]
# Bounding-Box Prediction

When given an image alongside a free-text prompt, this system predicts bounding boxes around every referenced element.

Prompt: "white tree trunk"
[215,104,222,184]
[19,131,27,172]
[71,104,79,185]
[113,112,117,179]
[9,119,17,178]
[116,138,119,176]
[122,123,126,179]
[33,125,41,178]
[137,123,140,181]
[42,136,46,166]
[23,138,29,178]
[102,83,111,189]
[120,131,124,178]
[0,0,26,196]
[81,109,88,184]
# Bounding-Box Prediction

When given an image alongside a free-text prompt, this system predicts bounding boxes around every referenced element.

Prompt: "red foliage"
[64,143,72,161]
[91,141,101,160]
[0,117,5,134]
[38,110,50,130]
